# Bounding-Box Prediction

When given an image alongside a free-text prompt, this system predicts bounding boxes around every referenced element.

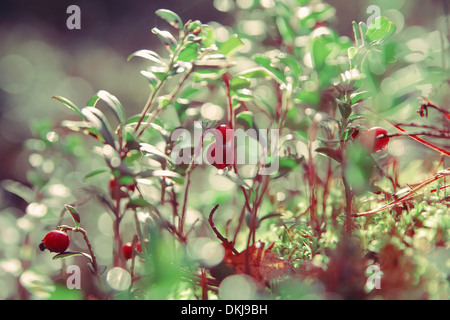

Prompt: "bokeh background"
[1,0,447,208]
[0,0,448,300]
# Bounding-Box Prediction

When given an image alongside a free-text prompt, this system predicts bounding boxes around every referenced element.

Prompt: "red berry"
[109,179,117,190]
[193,26,202,36]
[40,230,70,253]
[123,243,133,260]
[313,21,327,29]
[216,124,233,143]
[351,128,360,139]
[123,241,143,260]
[358,127,389,152]
[136,241,142,253]
[126,183,136,192]
[207,142,233,170]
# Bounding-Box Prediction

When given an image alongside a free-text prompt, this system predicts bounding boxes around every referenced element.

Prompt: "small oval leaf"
[64,204,81,226]
[53,251,92,262]
[127,49,166,65]
[140,70,160,89]
[82,107,116,149]
[97,90,126,124]
[52,96,84,119]
[156,9,183,30]
[366,16,395,42]
[84,168,109,180]
[152,28,178,51]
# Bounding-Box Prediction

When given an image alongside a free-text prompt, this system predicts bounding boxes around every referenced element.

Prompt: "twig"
[381,132,450,139]
[384,119,450,157]
[59,225,99,276]
[354,168,450,217]
[208,204,239,255]
[418,96,450,121]
[179,159,195,236]
[393,122,450,133]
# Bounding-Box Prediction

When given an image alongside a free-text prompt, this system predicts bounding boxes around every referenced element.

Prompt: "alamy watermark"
[365,265,382,290]
[66,265,81,289]
[367,5,381,28]
[66,5,81,30]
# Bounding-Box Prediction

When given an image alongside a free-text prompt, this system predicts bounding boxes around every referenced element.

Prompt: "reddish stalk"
[354,167,450,217]
[208,204,239,254]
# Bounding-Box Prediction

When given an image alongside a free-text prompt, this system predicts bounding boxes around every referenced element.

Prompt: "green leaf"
[279,54,302,77]
[64,204,81,227]
[229,76,251,91]
[124,115,170,138]
[279,157,301,169]
[152,28,177,51]
[276,16,295,43]
[348,47,358,61]
[253,55,286,84]
[126,197,156,210]
[140,143,174,165]
[119,175,135,185]
[222,171,251,190]
[84,168,109,180]
[273,157,304,179]
[51,96,84,119]
[233,89,253,102]
[219,34,244,56]
[140,70,160,89]
[123,148,141,163]
[53,251,92,262]
[358,22,369,43]
[338,103,352,120]
[350,91,371,104]
[127,49,166,65]
[352,21,361,47]
[138,170,184,184]
[177,42,199,62]
[236,111,254,129]
[315,147,342,163]
[61,120,91,133]
[86,94,100,108]
[200,26,215,47]
[97,90,126,124]
[237,67,271,79]
[366,16,396,43]
[310,36,333,69]
[156,9,183,30]
[1,179,35,203]
[81,107,116,149]
[158,95,171,109]
[47,285,82,300]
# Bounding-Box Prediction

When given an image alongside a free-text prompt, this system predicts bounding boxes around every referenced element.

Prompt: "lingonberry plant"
[1,1,449,300]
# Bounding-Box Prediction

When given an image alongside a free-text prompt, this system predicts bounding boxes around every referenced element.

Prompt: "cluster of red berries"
[206,124,234,170]
[122,241,143,260]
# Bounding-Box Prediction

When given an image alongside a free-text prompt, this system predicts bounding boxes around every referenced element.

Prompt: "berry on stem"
[358,127,389,152]
[39,230,70,253]
[123,241,143,260]
[207,142,234,170]
[216,124,233,143]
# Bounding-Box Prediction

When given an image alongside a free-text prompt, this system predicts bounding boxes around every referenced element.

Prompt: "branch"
[208,204,239,255]
[354,168,450,217]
